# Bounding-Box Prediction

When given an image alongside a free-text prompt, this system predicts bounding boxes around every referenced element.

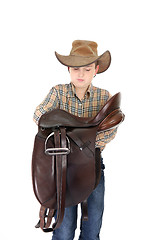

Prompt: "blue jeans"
[52,159,105,240]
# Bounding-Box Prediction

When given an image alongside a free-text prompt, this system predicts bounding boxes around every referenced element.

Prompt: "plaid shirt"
[33,83,117,151]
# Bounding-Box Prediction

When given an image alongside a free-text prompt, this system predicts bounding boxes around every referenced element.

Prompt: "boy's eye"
[74,68,79,70]
[86,68,91,71]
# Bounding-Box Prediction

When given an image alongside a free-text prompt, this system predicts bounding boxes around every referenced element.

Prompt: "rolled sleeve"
[95,127,118,152]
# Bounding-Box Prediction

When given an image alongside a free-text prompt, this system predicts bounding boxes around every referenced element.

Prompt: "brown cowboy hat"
[55,40,111,74]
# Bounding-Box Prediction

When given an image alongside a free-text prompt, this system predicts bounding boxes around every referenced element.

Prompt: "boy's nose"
[79,69,84,77]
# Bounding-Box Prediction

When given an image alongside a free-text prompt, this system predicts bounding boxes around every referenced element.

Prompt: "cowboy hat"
[55,40,111,74]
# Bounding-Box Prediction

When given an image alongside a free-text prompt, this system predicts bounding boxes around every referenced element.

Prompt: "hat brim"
[55,50,111,74]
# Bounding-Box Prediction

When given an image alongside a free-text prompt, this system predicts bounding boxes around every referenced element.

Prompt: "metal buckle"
[45,131,70,156]
[45,147,70,155]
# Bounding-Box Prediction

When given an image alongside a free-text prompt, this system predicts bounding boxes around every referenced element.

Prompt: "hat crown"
[70,40,98,57]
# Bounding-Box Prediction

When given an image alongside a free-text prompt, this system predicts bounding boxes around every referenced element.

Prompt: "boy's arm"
[33,87,59,125]
[95,127,117,152]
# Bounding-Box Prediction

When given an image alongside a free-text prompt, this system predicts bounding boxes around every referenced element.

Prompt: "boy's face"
[69,63,99,91]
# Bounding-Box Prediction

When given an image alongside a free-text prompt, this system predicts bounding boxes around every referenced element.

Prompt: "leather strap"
[36,207,56,231]
[81,199,88,221]
[50,127,67,230]
[45,209,55,228]
[38,128,67,232]
[38,206,46,229]
[67,130,94,157]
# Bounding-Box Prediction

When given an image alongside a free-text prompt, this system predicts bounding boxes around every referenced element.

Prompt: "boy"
[33,40,118,240]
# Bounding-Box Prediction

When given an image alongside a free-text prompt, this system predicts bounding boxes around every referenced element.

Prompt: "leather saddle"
[32,92,124,232]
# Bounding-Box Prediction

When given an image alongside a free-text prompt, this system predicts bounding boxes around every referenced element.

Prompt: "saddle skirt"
[32,92,125,232]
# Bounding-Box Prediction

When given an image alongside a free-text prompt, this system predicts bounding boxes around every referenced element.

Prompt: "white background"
[0,0,160,239]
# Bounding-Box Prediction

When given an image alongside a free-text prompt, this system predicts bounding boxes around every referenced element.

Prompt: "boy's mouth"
[77,79,84,82]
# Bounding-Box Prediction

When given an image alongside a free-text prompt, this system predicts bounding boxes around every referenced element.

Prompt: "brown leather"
[32,92,125,232]
[98,108,124,131]
[81,199,88,221]
[45,209,55,229]
[39,206,46,229]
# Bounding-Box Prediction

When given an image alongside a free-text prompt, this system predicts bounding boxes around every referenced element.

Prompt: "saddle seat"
[39,92,124,131]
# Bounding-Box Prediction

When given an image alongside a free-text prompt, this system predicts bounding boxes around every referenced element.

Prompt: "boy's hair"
[95,61,99,68]
[68,61,99,72]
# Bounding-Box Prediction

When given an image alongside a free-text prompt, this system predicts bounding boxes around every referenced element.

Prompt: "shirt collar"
[68,82,93,99]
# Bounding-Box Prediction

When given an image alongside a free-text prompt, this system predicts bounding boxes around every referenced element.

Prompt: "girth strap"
[36,207,55,230]
[81,199,88,221]
[51,127,67,230]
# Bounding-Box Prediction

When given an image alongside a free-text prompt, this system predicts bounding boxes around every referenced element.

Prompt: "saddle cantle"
[32,92,125,232]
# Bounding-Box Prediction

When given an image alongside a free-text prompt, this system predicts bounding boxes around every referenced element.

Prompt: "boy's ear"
[95,65,99,74]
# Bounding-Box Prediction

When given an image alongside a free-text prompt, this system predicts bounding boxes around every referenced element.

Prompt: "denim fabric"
[52,158,105,240]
